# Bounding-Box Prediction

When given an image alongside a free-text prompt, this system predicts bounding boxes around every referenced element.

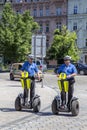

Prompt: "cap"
[64,55,71,61]
[28,54,34,59]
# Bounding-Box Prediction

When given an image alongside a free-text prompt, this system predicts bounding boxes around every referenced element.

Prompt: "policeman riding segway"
[52,56,79,116]
[15,55,41,112]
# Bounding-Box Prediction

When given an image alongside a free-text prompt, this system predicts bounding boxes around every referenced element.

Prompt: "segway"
[15,72,41,113]
[51,73,79,116]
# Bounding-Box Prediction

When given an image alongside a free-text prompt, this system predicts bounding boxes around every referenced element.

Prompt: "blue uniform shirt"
[21,61,38,77]
[57,63,77,80]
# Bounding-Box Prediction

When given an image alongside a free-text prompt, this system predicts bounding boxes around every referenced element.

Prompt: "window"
[18,65,22,70]
[86,22,87,30]
[46,38,49,48]
[25,0,31,2]
[39,23,43,32]
[86,8,87,13]
[73,22,77,30]
[40,9,43,17]
[33,0,39,2]
[16,0,22,3]
[36,61,40,65]
[56,22,61,30]
[56,7,61,16]
[74,5,78,14]
[16,10,22,14]
[75,39,77,45]
[33,9,37,17]
[85,39,87,46]
[46,8,50,16]
[46,23,49,32]
[85,55,87,64]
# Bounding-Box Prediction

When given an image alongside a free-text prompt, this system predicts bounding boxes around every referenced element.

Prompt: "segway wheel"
[71,100,79,116]
[10,74,14,80]
[15,97,21,111]
[33,97,41,113]
[52,99,58,115]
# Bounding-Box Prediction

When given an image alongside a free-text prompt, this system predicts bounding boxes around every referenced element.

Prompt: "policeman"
[21,54,40,107]
[57,55,77,109]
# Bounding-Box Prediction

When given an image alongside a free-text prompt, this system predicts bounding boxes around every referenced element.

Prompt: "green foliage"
[0,3,39,63]
[47,26,80,64]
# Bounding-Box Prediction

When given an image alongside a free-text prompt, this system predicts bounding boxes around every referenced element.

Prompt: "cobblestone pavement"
[0,73,87,130]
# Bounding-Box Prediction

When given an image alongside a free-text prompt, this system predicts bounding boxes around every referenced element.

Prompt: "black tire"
[52,99,58,115]
[33,97,41,113]
[10,74,14,80]
[39,78,42,82]
[15,97,21,111]
[71,100,79,116]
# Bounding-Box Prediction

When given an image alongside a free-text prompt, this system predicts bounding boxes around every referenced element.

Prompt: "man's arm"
[34,64,40,80]
[67,73,77,78]
[67,65,77,78]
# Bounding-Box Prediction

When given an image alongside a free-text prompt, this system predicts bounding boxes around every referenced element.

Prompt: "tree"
[47,26,80,64]
[0,3,39,63]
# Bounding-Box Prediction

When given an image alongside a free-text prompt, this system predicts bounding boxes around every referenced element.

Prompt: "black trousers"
[30,79,35,102]
[24,78,35,103]
[61,80,74,105]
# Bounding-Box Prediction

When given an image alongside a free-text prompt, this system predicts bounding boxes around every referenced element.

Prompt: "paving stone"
[0,74,87,130]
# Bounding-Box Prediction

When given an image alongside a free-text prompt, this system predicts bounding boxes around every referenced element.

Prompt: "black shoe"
[29,101,32,109]
[67,104,70,112]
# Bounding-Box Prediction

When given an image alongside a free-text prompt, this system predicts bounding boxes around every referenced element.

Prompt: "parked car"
[10,63,43,81]
[33,59,47,72]
[74,63,87,75]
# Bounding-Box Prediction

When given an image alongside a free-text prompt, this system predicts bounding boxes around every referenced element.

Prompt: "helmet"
[64,55,71,61]
[28,54,34,59]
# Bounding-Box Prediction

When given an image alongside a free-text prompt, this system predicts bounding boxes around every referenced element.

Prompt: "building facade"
[0,0,5,18]
[11,0,67,49]
[68,0,87,64]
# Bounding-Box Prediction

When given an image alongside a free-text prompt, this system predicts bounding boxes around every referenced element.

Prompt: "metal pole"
[34,35,36,62]
[41,33,44,88]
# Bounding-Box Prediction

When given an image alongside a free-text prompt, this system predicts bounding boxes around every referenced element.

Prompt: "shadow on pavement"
[0,108,34,113]
[0,108,15,112]
[36,111,73,117]
[0,108,74,118]
[36,111,53,116]
[5,79,20,82]
[7,85,21,87]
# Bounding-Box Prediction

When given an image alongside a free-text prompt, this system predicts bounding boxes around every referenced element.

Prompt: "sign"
[32,34,46,58]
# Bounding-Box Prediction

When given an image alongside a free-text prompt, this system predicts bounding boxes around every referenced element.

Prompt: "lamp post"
[41,32,44,88]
